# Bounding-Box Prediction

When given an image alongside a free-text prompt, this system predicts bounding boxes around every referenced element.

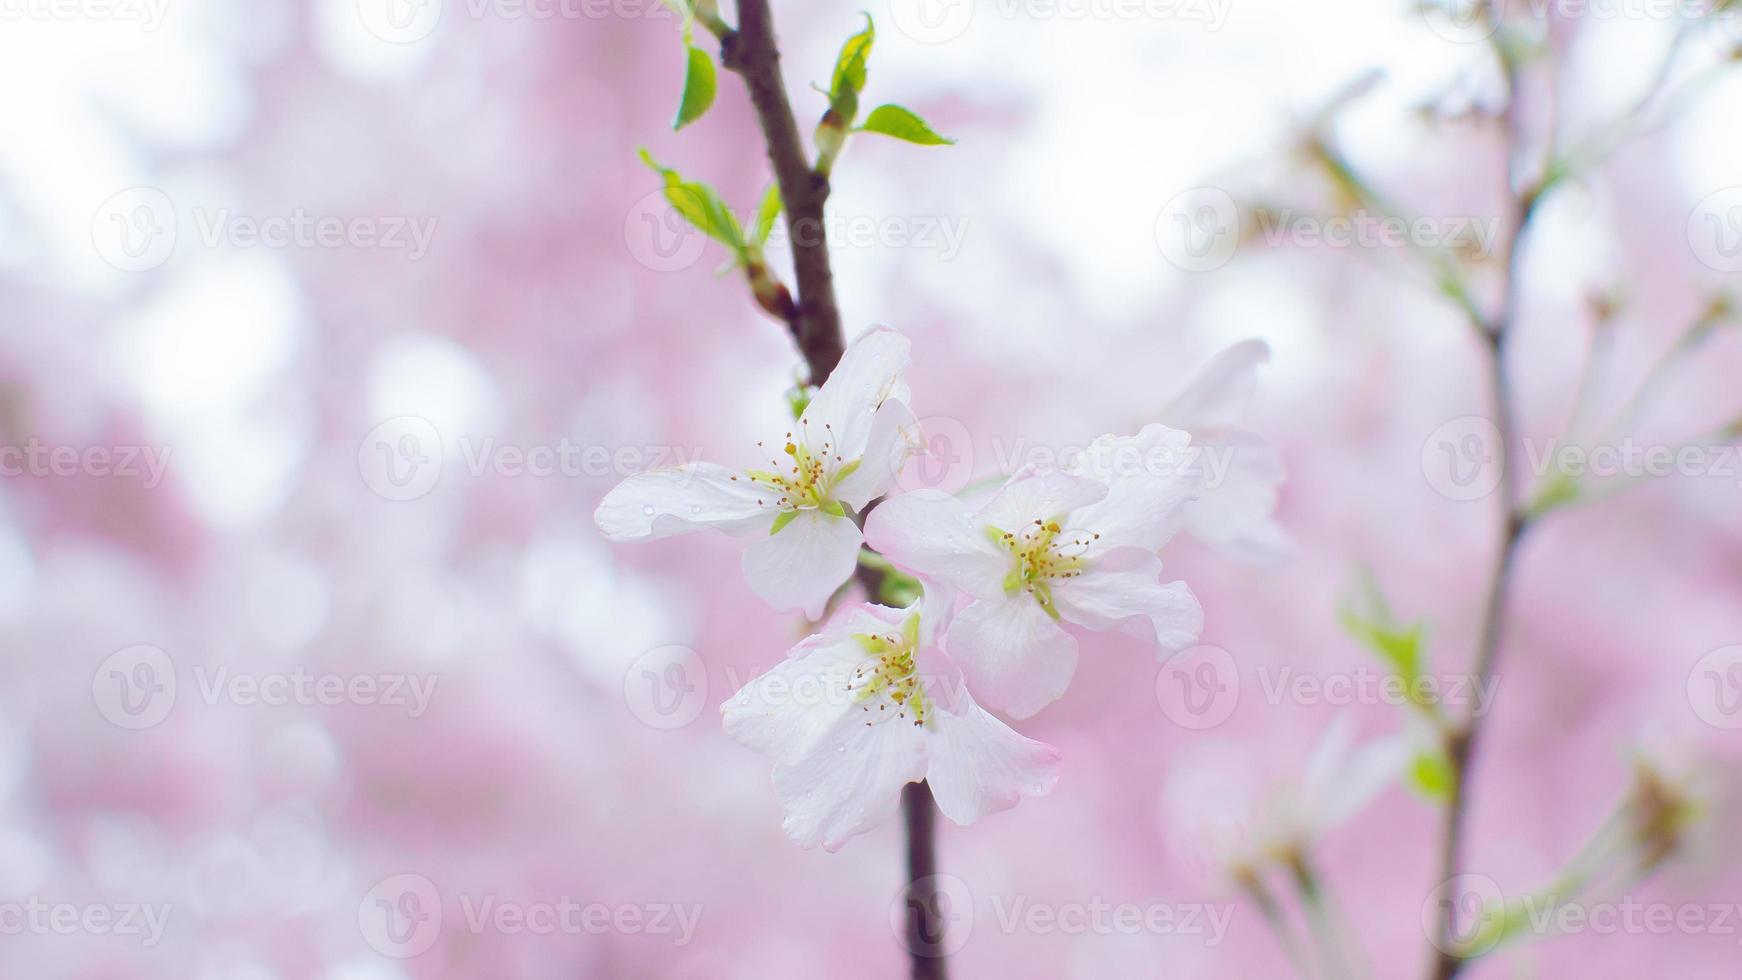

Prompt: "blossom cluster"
[595,327,1284,849]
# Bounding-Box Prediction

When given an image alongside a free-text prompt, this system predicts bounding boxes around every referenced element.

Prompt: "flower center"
[739,419,860,517]
[847,614,931,728]
[988,518,1097,618]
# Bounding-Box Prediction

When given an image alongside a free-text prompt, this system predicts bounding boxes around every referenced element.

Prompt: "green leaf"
[830,14,875,102]
[638,149,744,256]
[1407,748,1454,802]
[859,104,954,146]
[770,511,799,535]
[673,45,716,131]
[752,183,783,248]
[1337,567,1427,681]
[878,568,924,608]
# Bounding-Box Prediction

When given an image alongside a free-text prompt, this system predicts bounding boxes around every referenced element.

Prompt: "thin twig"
[1426,27,1542,979]
[714,7,942,976]
[718,0,846,380]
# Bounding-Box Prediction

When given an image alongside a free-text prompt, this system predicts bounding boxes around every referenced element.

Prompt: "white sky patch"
[0,826,51,895]
[112,252,304,418]
[245,552,333,653]
[0,526,34,621]
[104,252,309,525]
[1519,182,1622,309]
[313,0,438,82]
[173,408,314,527]
[323,962,409,980]
[519,531,697,686]
[0,0,252,287]
[368,333,503,450]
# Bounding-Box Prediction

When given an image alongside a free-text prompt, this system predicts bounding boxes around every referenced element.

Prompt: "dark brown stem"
[901,781,948,980]
[717,6,941,975]
[719,0,845,381]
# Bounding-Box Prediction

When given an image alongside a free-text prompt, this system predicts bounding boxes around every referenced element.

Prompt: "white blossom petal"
[721,634,866,766]
[863,491,1007,598]
[833,398,922,511]
[1050,547,1203,652]
[798,326,911,464]
[1067,424,1202,554]
[741,511,864,618]
[977,468,1108,532]
[594,464,774,540]
[771,716,927,851]
[1183,426,1291,564]
[1161,338,1269,431]
[944,594,1078,720]
[1308,722,1410,832]
[926,692,1061,826]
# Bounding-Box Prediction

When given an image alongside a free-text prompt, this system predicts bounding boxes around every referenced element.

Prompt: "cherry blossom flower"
[721,599,1060,851]
[865,430,1203,719]
[594,327,919,617]
[1163,715,1408,879]
[1159,339,1291,564]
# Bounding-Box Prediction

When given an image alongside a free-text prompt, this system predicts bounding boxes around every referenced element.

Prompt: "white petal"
[741,511,864,618]
[863,491,1007,597]
[944,594,1078,720]
[1183,426,1292,564]
[721,634,865,766]
[977,468,1108,532]
[1066,424,1202,554]
[833,398,922,511]
[594,464,774,540]
[914,578,957,646]
[1311,729,1410,832]
[1050,547,1203,651]
[1302,714,1356,798]
[1160,338,1269,431]
[798,326,911,464]
[771,716,927,851]
[926,692,1061,826]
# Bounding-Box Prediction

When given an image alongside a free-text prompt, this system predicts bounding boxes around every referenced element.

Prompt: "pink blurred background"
[4,0,1742,977]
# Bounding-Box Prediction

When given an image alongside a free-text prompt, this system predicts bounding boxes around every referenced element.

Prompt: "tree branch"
[719,0,846,382]
[1426,39,1542,980]
[715,7,941,977]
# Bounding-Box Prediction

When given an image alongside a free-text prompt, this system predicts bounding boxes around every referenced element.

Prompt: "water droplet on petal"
[642,505,656,517]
